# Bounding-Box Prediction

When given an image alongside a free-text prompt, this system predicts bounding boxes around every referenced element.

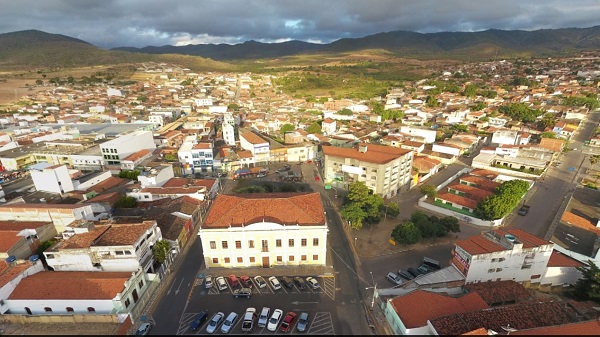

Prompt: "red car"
[279,312,297,332]
[240,275,253,288]
[227,274,239,287]
[314,175,320,181]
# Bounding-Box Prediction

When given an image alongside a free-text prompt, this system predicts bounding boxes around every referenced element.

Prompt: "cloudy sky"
[2,0,600,49]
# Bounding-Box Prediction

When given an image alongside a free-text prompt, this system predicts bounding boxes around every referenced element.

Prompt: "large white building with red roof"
[199,192,328,268]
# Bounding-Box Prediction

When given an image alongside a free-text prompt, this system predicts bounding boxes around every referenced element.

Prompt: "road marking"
[175,277,185,295]
[307,312,335,335]
[322,276,336,301]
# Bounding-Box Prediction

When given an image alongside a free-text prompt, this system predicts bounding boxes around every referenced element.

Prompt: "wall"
[0,262,44,313]
[0,314,119,324]
[471,161,542,179]
[418,195,503,227]
[74,171,112,191]
[541,266,582,287]
[6,299,114,315]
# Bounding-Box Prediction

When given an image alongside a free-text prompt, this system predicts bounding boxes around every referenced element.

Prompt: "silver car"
[221,312,238,334]
[205,275,213,289]
[206,312,224,334]
[296,312,309,332]
[257,307,270,328]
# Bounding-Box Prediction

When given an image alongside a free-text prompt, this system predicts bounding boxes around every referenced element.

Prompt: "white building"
[44,220,161,273]
[137,165,174,188]
[178,141,215,174]
[30,163,74,194]
[0,204,96,233]
[222,122,236,146]
[100,131,156,166]
[199,193,328,268]
[399,126,437,144]
[321,118,336,136]
[491,129,519,145]
[431,143,462,157]
[239,129,270,165]
[452,229,553,284]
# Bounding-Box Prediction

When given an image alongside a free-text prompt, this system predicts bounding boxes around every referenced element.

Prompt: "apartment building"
[239,129,270,165]
[199,192,328,268]
[177,141,215,174]
[99,130,156,166]
[322,143,413,198]
[30,163,75,194]
[0,203,96,233]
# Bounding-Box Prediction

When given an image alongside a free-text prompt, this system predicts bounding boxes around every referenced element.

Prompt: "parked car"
[267,309,283,331]
[216,276,228,291]
[306,277,320,289]
[241,307,257,332]
[398,269,415,280]
[189,311,209,331]
[204,275,213,289]
[280,312,297,332]
[269,276,282,290]
[257,307,270,328]
[518,205,531,216]
[221,312,238,334]
[135,323,152,335]
[240,275,253,288]
[296,312,310,332]
[206,312,224,334]
[253,276,267,289]
[280,276,294,288]
[422,257,441,271]
[417,265,431,275]
[386,272,403,285]
[233,288,252,298]
[407,267,421,278]
[293,276,306,289]
[227,274,239,287]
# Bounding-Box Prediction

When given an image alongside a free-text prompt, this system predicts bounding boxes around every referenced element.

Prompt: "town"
[0,53,599,335]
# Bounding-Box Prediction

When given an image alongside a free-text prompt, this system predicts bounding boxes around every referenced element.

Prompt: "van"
[386,272,403,285]
[422,257,441,271]
[398,268,414,280]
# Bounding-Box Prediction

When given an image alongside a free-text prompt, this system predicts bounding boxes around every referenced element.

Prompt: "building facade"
[99,130,156,166]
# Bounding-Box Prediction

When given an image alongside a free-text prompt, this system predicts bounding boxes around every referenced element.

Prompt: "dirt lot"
[0,79,47,106]
[0,322,119,335]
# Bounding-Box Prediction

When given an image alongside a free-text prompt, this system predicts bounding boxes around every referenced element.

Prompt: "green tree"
[589,155,600,167]
[391,221,421,245]
[384,202,400,217]
[228,103,240,111]
[540,131,557,139]
[338,108,353,116]
[152,240,171,264]
[573,260,600,303]
[236,185,267,194]
[474,195,513,220]
[305,122,322,134]
[425,95,439,107]
[538,113,557,129]
[419,184,438,199]
[280,123,295,135]
[440,216,461,233]
[114,196,138,208]
[35,79,43,85]
[164,154,177,161]
[341,202,367,230]
[463,84,478,97]
[341,181,384,229]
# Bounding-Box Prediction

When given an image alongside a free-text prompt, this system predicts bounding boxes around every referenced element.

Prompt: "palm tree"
[152,240,171,264]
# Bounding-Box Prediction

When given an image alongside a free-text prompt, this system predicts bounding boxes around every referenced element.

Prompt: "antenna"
[501,324,518,335]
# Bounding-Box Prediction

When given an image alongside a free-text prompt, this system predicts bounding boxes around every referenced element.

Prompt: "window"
[301,255,307,261]
[46,254,54,259]
[249,257,255,263]
[212,258,218,264]
[224,257,230,263]
[289,255,295,262]
[44,307,52,312]
[491,258,498,262]
[125,299,131,308]
[248,240,254,248]
[66,307,74,312]
[222,241,228,249]
[495,268,503,272]
[313,254,318,261]
[87,307,95,313]
[235,240,242,249]
[530,274,541,279]
[277,256,282,262]
[210,241,216,249]
[488,269,495,273]
[276,239,282,247]
[313,238,319,246]
[115,251,124,255]
[499,258,505,262]
[289,239,294,247]
[139,280,144,288]
[237,257,243,263]
[301,239,307,247]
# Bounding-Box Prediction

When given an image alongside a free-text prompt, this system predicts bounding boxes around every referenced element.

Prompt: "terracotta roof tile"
[60,225,111,249]
[0,260,34,289]
[455,235,505,255]
[437,192,479,209]
[94,221,155,246]
[560,211,600,235]
[323,143,411,164]
[464,280,532,305]
[204,192,325,229]
[240,130,267,144]
[123,149,151,162]
[8,271,131,300]
[546,250,584,268]
[495,228,551,248]
[0,231,22,252]
[511,320,600,335]
[0,221,51,230]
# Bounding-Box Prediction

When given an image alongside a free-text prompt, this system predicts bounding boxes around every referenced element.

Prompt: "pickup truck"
[518,205,531,216]
[241,308,257,332]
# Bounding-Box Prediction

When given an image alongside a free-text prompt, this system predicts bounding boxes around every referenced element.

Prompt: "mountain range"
[2,26,600,70]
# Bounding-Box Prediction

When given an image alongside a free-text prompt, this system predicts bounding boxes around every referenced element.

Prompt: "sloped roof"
[323,143,411,164]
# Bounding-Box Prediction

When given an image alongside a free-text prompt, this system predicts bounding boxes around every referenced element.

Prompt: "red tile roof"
[241,130,267,145]
[437,192,479,209]
[0,221,52,230]
[494,228,551,248]
[390,290,488,328]
[458,175,501,192]
[0,260,34,289]
[446,184,494,202]
[8,271,132,300]
[204,192,325,229]
[0,231,22,252]
[464,280,532,305]
[323,143,411,164]
[546,250,584,268]
[511,320,600,335]
[94,221,155,246]
[455,235,505,255]
[123,149,151,162]
[561,211,600,235]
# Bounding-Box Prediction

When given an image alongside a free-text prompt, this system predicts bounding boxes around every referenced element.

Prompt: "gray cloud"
[0,0,599,48]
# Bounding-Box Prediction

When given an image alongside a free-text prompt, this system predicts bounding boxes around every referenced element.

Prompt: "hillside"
[0,30,232,71]
[113,26,600,61]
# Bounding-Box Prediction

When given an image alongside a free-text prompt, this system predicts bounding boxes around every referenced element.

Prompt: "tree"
[463,84,478,97]
[440,216,460,233]
[589,155,600,167]
[152,240,171,264]
[338,108,353,116]
[384,202,400,217]
[341,181,384,229]
[419,184,437,199]
[114,196,138,208]
[305,122,322,134]
[164,154,177,161]
[474,195,513,220]
[573,260,600,303]
[391,221,421,245]
[280,123,295,135]
[341,202,367,230]
[118,170,141,180]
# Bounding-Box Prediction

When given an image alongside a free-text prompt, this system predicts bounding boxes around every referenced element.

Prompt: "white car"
[268,276,281,290]
[221,312,238,334]
[206,312,224,334]
[205,275,213,289]
[253,275,267,289]
[306,277,320,289]
[216,276,228,291]
[267,309,283,332]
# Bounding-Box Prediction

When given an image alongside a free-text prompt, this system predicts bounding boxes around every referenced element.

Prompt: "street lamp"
[354,237,357,247]
[367,271,377,310]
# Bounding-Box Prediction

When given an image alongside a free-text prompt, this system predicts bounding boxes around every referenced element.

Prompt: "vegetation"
[562,94,599,110]
[384,202,400,217]
[35,239,57,266]
[474,179,530,220]
[305,122,322,134]
[118,170,141,180]
[280,123,295,135]
[589,155,600,167]
[114,196,138,208]
[419,184,438,199]
[340,181,384,230]
[573,260,600,304]
[391,211,460,244]
[498,103,544,123]
[152,240,172,265]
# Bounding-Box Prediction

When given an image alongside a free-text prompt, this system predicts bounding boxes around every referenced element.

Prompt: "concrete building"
[322,143,413,198]
[0,204,96,233]
[399,126,437,144]
[0,221,57,260]
[222,121,236,146]
[491,129,519,145]
[100,131,156,166]
[178,141,215,174]
[137,165,175,188]
[30,163,74,194]
[239,129,270,165]
[321,118,336,136]
[199,192,328,268]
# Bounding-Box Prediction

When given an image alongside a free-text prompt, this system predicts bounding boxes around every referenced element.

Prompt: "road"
[1,176,34,195]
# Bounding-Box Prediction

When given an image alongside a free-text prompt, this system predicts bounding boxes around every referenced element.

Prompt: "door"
[262,256,270,268]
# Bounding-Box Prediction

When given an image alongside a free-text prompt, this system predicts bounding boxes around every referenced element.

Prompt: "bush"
[391,221,421,245]
[114,196,138,208]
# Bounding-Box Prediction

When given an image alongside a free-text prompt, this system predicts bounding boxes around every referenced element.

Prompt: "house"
[491,129,519,145]
[323,143,414,198]
[199,192,328,268]
[0,221,57,260]
[239,129,270,165]
[43,220,161,273]
[120,148,152,170]
[551,211,600,265]
[0,203,96,233]
[137,165,175,188]
[321,118,337,136]
[2,269,151,315]
[178,141,215,175]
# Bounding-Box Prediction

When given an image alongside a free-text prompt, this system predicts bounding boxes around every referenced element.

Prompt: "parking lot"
[177,275,337,335]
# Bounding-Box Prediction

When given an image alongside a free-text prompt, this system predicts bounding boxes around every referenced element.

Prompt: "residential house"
[239,129,270,165]
[0,203,96,233]
[0,221,57,260]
